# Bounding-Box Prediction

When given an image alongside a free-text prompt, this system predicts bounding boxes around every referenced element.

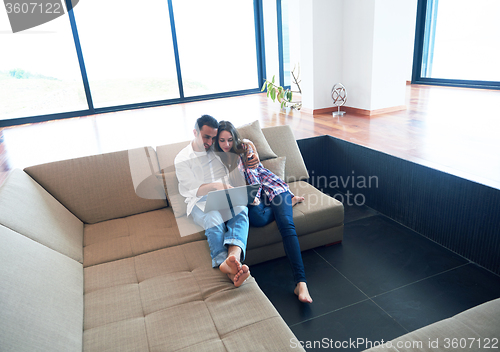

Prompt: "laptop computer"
[203,184,261,213]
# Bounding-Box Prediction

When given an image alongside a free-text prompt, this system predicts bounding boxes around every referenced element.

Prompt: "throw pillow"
[237,120,278,161]
[261,156,286,181]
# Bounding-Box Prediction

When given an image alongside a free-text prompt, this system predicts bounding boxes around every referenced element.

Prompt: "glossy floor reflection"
[250,202,500,351]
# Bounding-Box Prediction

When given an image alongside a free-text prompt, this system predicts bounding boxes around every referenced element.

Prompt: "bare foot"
[233,264,250,288]
[294,282,313,303]
[292,196,305,206]
[219,255,241,276]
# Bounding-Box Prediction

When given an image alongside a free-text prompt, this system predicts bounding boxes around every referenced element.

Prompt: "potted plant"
[261,64,302,110]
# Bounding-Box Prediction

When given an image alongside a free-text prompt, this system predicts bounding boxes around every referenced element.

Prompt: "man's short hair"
[195,115,219,132]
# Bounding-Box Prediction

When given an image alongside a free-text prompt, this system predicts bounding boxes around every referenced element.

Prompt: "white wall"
[370,0,411,110]
[298,0,343,110]
[289,0,418,112]
[342,0,376,111]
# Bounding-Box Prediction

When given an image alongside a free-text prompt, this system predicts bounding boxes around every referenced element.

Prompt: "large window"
[0,4,88,120]
[73,0,180,108]
[0,0,287,126]
[173,0,258,97]
[413,0,500,88]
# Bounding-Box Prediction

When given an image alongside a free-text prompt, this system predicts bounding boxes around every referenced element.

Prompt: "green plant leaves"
[262,76,298,110]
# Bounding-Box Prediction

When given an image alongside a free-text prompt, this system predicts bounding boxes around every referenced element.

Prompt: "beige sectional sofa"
[0,123,344,351]
[363,297,500,352]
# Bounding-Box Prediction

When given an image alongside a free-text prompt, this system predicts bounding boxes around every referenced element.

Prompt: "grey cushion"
[261,156,286,180]
[237,120,278,160]
[262,125,310,182]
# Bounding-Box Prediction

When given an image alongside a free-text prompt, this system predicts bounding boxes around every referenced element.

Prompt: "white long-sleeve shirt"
[174,142,229,216]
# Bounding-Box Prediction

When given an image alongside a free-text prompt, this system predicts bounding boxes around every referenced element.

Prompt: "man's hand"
[212,182,233,191]
[246,152,260,169]
[197,182,233,197]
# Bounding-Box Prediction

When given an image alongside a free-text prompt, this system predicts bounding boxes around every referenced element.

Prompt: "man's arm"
[175,152,233,198]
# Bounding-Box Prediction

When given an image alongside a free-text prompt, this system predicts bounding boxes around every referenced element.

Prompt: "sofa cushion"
[237,120,278,160]
[262,125,310,183]
[83,240,301,352]
[362,298,500,352]
[24,148,167,224]
[156,140,190,173]
[247,181,344,250]
[0,224,83,352]
[261,156,286,180]
[0,169,84,263]
[83,207,204,267]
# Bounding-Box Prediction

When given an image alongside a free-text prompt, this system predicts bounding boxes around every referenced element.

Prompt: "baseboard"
[342,105,407,116]
[302,105,406,116]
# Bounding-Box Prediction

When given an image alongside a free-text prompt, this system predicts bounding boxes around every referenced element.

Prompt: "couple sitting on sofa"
[174,115,313,303]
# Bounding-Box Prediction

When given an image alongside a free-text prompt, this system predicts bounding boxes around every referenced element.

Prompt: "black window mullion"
[167,0,184,99]
[276,0,285,87]
[254,0,266,88]
[64,0,94,112]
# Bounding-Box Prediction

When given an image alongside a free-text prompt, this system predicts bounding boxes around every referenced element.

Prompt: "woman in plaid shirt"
[215,121,312,303]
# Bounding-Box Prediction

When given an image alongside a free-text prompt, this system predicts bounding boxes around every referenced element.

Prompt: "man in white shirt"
[174,115,250,287]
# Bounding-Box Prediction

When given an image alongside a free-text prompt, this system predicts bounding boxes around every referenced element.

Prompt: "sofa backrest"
[0,169,84,262]
[0,169,84,351]
[24,147,167,224]
[261,124,309,182]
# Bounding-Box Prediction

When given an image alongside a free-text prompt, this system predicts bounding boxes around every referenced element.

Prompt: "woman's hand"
[251,197,260,206]
[246,152,260,169]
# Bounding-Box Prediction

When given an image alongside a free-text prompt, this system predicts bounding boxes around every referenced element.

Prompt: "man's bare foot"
[294,282,313,303]
[219,255,241,276]
[233,264,250,288]
[292,196,305,206]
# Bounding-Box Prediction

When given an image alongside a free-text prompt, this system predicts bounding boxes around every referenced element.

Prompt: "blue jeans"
[190,205,249,268]
[248,191,307,285]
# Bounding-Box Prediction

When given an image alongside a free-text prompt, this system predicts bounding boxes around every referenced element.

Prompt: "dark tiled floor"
[250,202,500,352]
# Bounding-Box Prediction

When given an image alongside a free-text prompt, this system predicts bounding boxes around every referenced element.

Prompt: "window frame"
[1,0,275,127]
[412,0,500,90]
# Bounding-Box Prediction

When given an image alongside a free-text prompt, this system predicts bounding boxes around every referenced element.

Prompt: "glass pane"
[172,0,258,97]
[0,7,88,121]
[422,0,500,81]
[73,0,179,108]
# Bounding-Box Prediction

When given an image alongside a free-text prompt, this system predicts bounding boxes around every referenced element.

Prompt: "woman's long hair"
[215,121,246,172]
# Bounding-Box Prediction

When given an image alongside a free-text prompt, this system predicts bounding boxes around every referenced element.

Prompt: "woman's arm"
[242,139,260,169]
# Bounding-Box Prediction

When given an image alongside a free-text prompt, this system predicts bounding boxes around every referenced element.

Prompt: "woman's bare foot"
[292,196,305,206]
[219,255,241,276]
[233,264,250,288]
[294,282,313,303]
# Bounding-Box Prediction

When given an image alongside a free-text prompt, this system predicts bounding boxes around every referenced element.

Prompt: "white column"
[289,0,417,114]
[297,0,343,112]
